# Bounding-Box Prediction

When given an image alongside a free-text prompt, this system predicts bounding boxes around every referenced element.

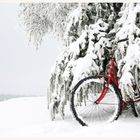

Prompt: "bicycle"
[70,37,140,126]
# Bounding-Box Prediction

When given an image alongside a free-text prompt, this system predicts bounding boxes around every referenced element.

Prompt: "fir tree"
[20,3,140,120]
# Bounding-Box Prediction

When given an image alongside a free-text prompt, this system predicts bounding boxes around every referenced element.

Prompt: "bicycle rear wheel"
[70,75,121,126]
[133,97,140,116]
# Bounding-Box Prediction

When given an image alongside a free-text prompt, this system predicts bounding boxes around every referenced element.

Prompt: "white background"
[0,3,62,96]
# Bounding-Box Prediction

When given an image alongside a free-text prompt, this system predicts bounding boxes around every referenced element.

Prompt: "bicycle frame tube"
[95,58,118,104]
[109,58,118,86]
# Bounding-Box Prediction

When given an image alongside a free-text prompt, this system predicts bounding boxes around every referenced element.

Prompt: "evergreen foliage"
[20,3,140,120]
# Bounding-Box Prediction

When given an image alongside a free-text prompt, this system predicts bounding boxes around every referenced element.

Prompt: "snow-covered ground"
[0,96,140,137]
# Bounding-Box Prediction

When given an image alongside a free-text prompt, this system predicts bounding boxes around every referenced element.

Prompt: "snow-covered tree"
[19,3,78,47]
[114,3,140,101]
[20,3,140,120]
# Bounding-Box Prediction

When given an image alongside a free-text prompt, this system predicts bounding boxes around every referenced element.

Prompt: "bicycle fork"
[95,82,109,104]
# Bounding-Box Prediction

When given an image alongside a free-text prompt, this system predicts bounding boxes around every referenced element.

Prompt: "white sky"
[0,3,63,96]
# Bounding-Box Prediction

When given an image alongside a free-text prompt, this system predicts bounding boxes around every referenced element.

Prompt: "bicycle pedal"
[121,101,130,111]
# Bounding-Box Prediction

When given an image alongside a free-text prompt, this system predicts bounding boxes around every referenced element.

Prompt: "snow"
[0,96,140,137]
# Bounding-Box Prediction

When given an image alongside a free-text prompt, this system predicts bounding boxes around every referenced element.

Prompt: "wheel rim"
[134,100,140,115]
[72,77,120,126]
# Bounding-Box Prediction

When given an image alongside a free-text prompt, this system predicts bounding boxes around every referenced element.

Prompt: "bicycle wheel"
[133,97,140,117]
[70,75,121,126]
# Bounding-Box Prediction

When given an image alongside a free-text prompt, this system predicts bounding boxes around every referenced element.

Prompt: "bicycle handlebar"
[101,33,128,44]
[117,38,128,43]
[101,32,128,43]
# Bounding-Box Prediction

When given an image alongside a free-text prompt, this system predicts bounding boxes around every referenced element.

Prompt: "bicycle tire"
[131,101,139,117]
[70,75,122,126]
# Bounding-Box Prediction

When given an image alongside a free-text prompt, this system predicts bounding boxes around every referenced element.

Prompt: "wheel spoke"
[71,76,121,126]
[98,102,118,105]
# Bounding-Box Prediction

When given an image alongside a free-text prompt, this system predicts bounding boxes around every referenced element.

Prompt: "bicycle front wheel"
[70,75,121,126]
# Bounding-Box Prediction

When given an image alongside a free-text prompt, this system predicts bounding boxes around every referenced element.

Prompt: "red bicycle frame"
[95,58,119,104]
[95,57,140,107]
